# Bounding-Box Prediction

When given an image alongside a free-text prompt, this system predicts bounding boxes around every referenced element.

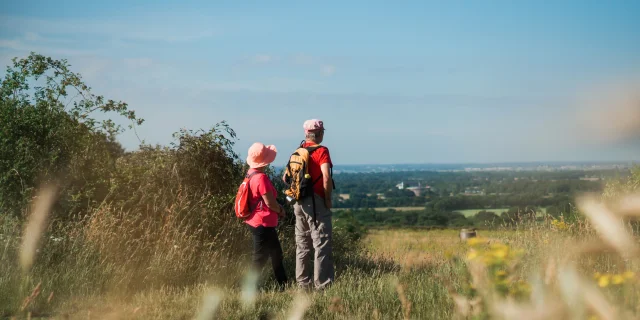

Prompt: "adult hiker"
[283,119,335,291]
[241,142,288,291]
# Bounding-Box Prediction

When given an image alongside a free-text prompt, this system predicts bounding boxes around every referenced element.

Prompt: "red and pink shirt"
[244,169,279,228]
[302,142,333,199]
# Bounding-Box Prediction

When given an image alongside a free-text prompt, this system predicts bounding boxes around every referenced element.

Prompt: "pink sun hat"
[246,142,278,169]
[303,119,325,133]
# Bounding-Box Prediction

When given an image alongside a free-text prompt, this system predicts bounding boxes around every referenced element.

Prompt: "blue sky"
[1,1,639,165]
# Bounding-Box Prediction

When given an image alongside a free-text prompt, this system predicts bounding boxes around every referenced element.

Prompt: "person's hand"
[325,198,332,209]
[278,205,286,218]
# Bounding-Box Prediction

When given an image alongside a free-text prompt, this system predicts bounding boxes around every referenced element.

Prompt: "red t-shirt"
[244,169,279,227]
[302,142,333,199]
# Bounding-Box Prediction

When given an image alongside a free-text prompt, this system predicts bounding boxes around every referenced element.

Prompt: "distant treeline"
[331,170,625,211]
[335,206,563,229]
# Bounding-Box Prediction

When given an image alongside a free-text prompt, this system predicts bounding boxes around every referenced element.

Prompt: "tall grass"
[2,160,639,319]
[0,182,377,319]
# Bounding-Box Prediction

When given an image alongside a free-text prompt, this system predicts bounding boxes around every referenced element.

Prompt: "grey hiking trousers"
[293,194,334,290]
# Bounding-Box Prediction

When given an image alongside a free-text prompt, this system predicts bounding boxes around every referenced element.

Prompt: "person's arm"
[321,163,333,209]
[262,191,285,217]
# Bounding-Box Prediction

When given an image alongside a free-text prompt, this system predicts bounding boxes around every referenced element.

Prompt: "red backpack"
[234,171,264,219]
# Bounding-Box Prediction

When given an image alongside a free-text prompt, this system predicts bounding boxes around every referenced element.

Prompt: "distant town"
[330,161,635,174]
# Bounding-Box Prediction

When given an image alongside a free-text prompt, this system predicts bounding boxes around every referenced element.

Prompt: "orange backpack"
[234,171,264,219]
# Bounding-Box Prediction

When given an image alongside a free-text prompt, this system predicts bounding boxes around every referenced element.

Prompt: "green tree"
[0,53,142,217]
[474,210,499,226]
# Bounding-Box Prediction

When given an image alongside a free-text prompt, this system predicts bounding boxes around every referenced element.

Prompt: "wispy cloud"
[239,53,338,77]
[0,15,218,44]
[0,35,95,56]
[290,54,339,76]
[292,54,315,65]
[24,32,40,41]
[251,54,273,64]
[0,39,21,50]
[321,65,336,76]
[123,57,154,69]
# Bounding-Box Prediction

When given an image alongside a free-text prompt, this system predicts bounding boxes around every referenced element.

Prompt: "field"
[455,208,550,217]
[332,206,426,212]
[5,199,640,319]
[334,207,549,218]
[373,206,426,212]
[456,208,511,217]
[0,227,523,319]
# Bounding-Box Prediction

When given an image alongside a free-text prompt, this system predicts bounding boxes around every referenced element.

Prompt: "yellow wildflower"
[495,270,507,277]
[467,237,488,246]
[598,275,611,288]
[482,255,496,265]
[490,243,508,251]
[467,250,478,260]
[623,271,635,280]
[551,219,569,230]
[593,272,601,280]
[612,275,624,285]
[492,248,507,259]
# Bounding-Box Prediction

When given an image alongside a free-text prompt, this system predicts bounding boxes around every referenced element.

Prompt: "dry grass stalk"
[372,308,381,320]
[395,283,412,320]
[451,293,482,319]
[19,184,58,271]
[556,263,622,320]
[240,270,259,309]
[20,282,42,311]
[581,279,619,320]
[618,193,640,216]
[467,261,493,302]
[286,294,311,320]
[577,195,640,259]
[195,289,222,320]
[491,299,566,320]
[544,258,557,286]
[328,297,344,313]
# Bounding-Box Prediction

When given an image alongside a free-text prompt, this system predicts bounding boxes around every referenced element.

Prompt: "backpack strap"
[246,171,261,180]
[245,171,265,211]
[312,193,318,228]
[305,145,323,155]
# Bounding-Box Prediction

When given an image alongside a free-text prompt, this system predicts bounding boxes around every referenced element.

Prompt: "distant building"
[464,187,485,196]
[405,182,430,197]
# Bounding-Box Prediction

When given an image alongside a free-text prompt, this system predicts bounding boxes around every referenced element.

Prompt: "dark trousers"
[248,225,288,287]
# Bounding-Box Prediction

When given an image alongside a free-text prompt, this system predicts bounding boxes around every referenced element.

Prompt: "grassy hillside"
[4,193,640,319]
[3,53,640,319]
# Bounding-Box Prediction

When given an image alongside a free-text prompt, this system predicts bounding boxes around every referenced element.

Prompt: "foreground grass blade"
[577,195,639,259]
[19,184,58,271]
[195,289,222,320]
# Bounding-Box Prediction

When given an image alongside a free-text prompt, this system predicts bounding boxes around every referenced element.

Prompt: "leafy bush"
[0,53,141,218]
